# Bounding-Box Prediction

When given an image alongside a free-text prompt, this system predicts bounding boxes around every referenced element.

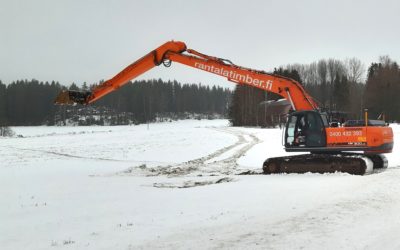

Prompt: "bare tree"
[379,55,393,66]
[317,59,328,106]
[327,59,346,83]
[346,58,365,83]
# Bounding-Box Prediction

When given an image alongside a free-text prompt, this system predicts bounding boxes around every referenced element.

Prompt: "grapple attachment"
[54,90,92,105]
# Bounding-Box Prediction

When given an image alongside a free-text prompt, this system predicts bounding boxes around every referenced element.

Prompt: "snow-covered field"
[1,120,400,250]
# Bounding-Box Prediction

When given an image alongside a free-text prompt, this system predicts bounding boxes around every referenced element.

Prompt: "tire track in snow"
[216,169,400,249]
[117,127,262,177]
[3,146,126,162]
[2,145,169,165]
[137,168,400,249]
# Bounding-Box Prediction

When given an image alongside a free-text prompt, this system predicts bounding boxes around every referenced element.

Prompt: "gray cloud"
[1,0,399,88]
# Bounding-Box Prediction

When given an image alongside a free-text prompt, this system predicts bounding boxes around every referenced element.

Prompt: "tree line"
[0,79,231,126]
[228,56,400,126]
[92,79,231,123]
[2,56,398,127]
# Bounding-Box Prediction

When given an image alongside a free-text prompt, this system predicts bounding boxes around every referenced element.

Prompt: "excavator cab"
[284,111,327,150]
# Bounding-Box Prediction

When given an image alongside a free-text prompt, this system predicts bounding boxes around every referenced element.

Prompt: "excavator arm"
[55,41,318,111]
[55,41,187,105]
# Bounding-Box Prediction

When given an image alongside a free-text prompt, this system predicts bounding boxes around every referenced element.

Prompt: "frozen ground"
[1,120,400,250]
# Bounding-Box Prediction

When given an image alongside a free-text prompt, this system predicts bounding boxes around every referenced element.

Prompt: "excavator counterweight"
[54,41,394,175]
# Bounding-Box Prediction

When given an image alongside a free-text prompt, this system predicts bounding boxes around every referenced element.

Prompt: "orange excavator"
[55,41,394,175]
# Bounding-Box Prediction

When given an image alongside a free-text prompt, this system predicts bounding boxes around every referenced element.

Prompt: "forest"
[0,79,231,126]
[229,56,400,126]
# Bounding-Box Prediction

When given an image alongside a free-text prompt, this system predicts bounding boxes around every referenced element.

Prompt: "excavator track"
[262,153,387,175]
[365,154,388,169]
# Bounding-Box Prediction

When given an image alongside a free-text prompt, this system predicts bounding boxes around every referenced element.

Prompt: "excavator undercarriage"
[263,153,387,175]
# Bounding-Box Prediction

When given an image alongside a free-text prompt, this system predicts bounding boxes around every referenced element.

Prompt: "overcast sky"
[1,0,399,88]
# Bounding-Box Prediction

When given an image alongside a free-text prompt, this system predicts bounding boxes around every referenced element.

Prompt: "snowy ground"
[1,120,400,250]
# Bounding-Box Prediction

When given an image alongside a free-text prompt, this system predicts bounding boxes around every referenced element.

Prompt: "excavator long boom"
[55,41,318,111]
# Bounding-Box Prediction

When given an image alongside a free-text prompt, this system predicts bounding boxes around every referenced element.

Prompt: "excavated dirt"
[152,177,235,188]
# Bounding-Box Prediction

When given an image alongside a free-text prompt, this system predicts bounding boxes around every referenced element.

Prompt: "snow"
[1,120,400,250]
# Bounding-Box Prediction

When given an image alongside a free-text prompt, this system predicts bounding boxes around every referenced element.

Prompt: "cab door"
[304,111,326,147]
[285,111,326,148]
